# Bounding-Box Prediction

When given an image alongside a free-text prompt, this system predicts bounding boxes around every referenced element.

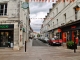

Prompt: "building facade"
[41,0,80,45]
[0,0,30,50]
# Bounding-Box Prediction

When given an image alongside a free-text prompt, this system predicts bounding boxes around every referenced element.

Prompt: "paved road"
[32,39,48,46]
[0,39,80,60]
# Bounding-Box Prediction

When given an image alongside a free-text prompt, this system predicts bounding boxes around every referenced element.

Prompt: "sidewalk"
[0,39,32,52]
[0,39,80,60]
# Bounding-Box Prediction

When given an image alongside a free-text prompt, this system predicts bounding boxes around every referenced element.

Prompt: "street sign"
[21,2,29,9]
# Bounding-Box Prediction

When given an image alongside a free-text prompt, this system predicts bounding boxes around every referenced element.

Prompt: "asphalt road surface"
[32,39,48,46]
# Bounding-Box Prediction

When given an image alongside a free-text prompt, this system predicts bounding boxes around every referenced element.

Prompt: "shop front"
[0,24,14,47]
[60,21,80,45]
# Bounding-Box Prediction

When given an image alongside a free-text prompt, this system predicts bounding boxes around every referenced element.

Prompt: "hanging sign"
[21,2,29,9]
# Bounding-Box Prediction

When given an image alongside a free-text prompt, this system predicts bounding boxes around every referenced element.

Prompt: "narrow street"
[32,39,49,46]
[0,39,80,60]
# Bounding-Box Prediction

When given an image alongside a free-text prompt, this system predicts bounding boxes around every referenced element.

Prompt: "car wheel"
[49,43,51,45]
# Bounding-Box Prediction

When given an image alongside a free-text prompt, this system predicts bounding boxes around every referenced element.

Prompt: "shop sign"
[71,26,76,29]
[58,28,61,32]
[0,24,14,29]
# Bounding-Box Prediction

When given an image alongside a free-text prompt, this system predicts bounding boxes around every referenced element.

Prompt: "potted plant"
[66,41,77,49]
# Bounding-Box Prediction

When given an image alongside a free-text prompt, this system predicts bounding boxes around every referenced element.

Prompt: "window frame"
[0,3,7,16]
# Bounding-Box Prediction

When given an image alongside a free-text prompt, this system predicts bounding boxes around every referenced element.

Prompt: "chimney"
[52,3,56,7]
[49,8,52,12]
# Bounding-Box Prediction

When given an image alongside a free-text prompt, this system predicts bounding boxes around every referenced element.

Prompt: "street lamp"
[21,1,29,52]
[73,1,80,53]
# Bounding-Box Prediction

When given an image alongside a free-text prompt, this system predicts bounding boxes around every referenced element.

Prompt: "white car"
[43,37,49,43]
[40,36,44,40]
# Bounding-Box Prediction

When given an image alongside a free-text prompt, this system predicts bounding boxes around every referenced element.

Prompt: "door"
[78,30,80,45]
[62,32,67,42]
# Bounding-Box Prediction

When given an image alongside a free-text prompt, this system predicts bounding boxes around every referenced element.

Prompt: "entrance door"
[62,32,67,42]
[78,30,80,45]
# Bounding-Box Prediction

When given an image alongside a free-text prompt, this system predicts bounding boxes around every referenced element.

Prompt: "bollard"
[25,41,26,52]
[74,39,76,53]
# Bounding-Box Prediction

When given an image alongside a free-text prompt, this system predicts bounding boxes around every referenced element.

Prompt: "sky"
[29,0,56,33]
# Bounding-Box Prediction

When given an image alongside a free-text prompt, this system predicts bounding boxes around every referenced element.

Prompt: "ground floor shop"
[0,30,14,47]
[47,20,80,46]
[59,20,80,45]
[0,24,14,47]
[0,23,24,50]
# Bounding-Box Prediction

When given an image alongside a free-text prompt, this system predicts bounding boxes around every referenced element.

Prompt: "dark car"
[48,38,63,46]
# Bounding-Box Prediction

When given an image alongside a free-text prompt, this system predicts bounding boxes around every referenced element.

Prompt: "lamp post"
[21,1,29,52]
[73,1,80,53]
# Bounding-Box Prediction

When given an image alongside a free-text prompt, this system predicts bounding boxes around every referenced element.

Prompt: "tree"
[37,34,40,37]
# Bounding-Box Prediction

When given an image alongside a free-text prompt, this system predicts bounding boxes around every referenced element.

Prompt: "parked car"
[43,37,49,43]
[38,36,44,41]
[48,38,63,46]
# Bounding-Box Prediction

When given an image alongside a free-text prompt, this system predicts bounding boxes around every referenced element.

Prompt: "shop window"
[1,32,4,35]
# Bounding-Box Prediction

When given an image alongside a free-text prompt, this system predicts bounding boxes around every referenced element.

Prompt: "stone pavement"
[0,39,80,60]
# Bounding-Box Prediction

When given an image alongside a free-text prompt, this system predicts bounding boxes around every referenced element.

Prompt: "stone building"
[0,0,30,50]
[41,0,80,45]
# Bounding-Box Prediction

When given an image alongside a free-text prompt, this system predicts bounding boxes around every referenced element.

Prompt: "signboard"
[0,24,14,29]
[21,2,29,9]
[71,26,76,29]
[58,28,61,32]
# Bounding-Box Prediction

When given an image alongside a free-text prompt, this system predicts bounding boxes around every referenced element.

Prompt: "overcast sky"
[29,1,56,33]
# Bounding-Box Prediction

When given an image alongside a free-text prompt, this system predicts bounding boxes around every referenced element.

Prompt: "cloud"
[29,2,53,14]
[29,2,54,33]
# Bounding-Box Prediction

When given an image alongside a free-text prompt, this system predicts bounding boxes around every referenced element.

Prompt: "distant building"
[31,32,39,39]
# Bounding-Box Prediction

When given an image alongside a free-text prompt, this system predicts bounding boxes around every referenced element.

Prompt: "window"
[56,8,58,14]
[57,19,58,25]
[64,0,65,7]
[53,12,54,17]
[53,22,54,26]
[64,13,66,22]
[0,3,7,16]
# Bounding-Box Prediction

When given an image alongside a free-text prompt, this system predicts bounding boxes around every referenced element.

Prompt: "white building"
[41,0,80,45]
[0,0,30,50]
[31,32,39,39]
